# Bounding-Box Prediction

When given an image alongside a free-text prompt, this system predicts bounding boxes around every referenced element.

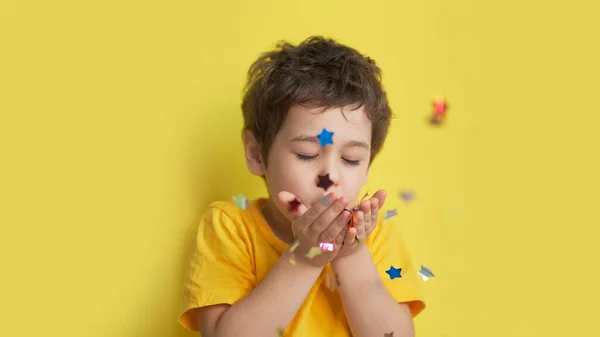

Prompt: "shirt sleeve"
[366,217,426,318]
[179,204,256,332]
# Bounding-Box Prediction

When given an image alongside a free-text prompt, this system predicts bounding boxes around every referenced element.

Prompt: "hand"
[335,189,387,259]
[277,191,351,268]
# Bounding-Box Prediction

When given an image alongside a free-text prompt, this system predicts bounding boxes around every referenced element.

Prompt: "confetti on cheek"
[316,173,334,191]
[305,246,323,259]
[319,242,334,251]
[418,265,435,281]
[385,266,402,280]
[317,128,334,147]
[232,194,249,210]
[383,209,397,220]
[288,198,301,212]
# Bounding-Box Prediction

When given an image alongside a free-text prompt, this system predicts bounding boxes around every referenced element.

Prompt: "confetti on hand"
[319,242,334,251]
[385,266,403,280]
[317,128,334,147]
[288,238,300,252]
[383,208,397,220]
[400,190,414,204]
[288,198,301,212]
[305,246,323,259]
[418,265,435,281]
[232,194,249,210]
[316,173,334,191]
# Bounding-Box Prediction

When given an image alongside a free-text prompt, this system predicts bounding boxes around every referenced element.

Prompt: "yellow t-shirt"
[179,198,425,336]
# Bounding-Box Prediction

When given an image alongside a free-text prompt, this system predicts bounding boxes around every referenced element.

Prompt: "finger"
[369,197,379,235]
[277,191,309,218]
[333,224,349,248]
[319,208,351,243]
[354,210,367,242]
[343,227,357,245]
[371,189,387,209]
[308,196,349,240]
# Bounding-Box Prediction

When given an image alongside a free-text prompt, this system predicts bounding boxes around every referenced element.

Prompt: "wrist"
[331,243,368,267]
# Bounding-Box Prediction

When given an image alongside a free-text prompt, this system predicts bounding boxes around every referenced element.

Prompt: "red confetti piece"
[316,173,334,191]
[288,198,301,212]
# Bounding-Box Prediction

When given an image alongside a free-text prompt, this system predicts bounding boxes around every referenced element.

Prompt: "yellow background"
[1,1,599,336]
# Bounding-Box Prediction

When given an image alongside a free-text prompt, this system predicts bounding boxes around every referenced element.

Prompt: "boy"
[179,36,425,337]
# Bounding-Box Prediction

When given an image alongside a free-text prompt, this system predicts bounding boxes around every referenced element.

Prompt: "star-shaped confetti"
[288,238,300,252]
[385,266,402,280]
[418,265,435,281]
[316,173,334,191]
[316,128,334,147]
[384,332,394,337]
[288,198,301,212]
[400,190,414,203]
[383,209,397,220]
[305,246,323,259]
[319,242,334,251]
[232,194,249,210]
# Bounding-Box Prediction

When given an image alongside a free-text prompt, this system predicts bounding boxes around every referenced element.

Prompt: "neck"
[261,199,294,244]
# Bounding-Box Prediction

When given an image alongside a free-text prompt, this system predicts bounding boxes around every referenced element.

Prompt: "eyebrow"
[290,135,370,150]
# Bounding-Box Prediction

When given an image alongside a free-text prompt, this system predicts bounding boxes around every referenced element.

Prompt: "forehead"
[280,104,372,138]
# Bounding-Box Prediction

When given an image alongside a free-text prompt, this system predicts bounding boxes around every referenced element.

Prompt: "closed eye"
[343,158,360,166]
[297,154,318,161]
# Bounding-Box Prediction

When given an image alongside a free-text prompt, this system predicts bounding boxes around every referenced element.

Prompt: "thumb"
[277,191,309,220]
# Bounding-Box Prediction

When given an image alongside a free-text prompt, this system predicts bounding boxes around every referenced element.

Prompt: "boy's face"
[250,104,372,221]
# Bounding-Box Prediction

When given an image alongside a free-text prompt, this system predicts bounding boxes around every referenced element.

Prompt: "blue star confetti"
[418,265,435,282]
[385,266,402,280]
[383,209,397,220]
[316,128,334,147]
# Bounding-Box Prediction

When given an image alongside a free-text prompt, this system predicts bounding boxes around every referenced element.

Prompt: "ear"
[242,129,266,177]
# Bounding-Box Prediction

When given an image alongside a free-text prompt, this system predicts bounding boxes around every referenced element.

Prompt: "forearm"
[216,251,322,337]
[331,246,414,337]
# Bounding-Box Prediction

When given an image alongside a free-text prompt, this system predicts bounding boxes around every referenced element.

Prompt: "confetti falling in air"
[400,190,414,204]
[288,198,301,212]
[429,95,449,126]
[288,238,300,252]
[317,128,334,147]
[316,173,334,191]
[418,265,435,282]
[383,209,397,220]
[305,246,323,259]
[232,194,249,210]
[384,332,394,337]
[319,242,334,251]
[385,266,403,280]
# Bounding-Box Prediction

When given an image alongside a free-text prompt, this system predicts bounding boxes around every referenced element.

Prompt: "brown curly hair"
[241,36,394,167]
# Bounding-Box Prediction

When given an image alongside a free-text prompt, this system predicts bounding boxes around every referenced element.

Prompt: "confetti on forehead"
[316,128,334,147]
[316,173,334,191]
